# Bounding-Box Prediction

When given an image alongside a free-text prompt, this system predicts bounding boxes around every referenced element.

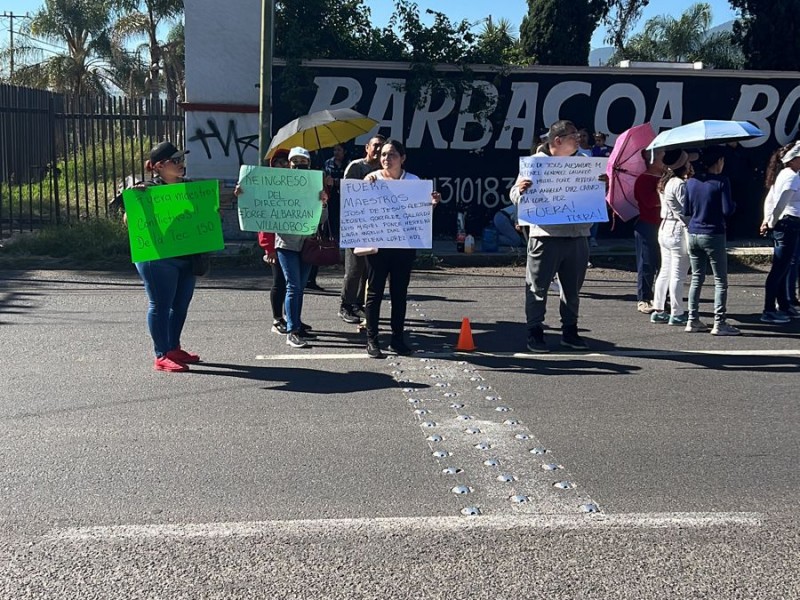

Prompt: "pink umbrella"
[606,123,656,222]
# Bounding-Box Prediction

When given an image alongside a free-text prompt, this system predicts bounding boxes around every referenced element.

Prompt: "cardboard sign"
[237,165,324,234]
[517,156,609,226]
[122,180,223,262]
[340,179,434,248]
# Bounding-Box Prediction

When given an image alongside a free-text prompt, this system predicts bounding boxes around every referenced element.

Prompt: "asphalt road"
[1,264,799,599]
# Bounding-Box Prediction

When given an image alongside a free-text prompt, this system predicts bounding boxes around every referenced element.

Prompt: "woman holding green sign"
[276,147,330,348]
[125,141,201,373]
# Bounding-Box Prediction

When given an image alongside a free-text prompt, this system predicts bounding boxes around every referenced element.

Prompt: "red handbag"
[301,221,341,266]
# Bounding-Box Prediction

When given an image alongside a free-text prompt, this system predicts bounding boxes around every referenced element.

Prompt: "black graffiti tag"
[189,118,258,164]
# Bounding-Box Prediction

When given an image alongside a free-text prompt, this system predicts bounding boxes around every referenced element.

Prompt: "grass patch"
[0,218,132,268]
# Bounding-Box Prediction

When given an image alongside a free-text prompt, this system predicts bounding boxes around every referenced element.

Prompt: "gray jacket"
[274,204,328,252]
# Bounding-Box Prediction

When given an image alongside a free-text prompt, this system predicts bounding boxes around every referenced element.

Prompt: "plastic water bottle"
[464,234,475,254]
[456,212,466,252]
[482,225,498,252]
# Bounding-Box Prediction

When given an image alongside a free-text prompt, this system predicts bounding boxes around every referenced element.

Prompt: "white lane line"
[255,349,800,361]
[255,352,367,360]
[47,512,762,541]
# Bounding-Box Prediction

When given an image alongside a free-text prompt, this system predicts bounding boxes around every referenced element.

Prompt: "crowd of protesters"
[125,119,798,370]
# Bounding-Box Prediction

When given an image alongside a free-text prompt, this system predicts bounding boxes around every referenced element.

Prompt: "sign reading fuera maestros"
[340,179,434,248]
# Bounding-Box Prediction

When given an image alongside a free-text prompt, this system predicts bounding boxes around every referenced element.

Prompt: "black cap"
[149,141,188,163]
[700,145,726,167]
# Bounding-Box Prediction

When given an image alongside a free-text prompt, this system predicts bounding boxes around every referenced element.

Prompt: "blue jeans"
[765,218,800,312]
[687,233,728,323]
[135,257,196,357]
[277,249,312,333]
[787,240,800,305]
[634,220,660,302]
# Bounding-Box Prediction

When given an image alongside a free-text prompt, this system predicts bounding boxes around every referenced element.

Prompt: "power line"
[1,11,30,76]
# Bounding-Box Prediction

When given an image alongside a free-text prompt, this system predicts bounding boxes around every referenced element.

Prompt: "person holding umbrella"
[683,146,739,336]
[633,149,666,314]
[236,147,328,348]
[759,140,800,323]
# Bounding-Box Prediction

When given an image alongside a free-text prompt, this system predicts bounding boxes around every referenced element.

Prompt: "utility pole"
[258,0,275,166]
[1,12,26,78]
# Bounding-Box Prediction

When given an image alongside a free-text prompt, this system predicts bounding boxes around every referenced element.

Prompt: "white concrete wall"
[185,0,261,104]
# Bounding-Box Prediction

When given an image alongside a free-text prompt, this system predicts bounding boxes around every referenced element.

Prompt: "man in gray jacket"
[338,134,386,324]
[510,120,590,353]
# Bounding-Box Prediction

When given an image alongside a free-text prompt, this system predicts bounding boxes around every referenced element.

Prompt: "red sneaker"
[166,347,201,364]
[154,356,189,372]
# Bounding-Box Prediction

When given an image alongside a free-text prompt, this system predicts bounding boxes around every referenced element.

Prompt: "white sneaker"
[685,319,709,333]
[711,322,741,336]
[637,301,655,314]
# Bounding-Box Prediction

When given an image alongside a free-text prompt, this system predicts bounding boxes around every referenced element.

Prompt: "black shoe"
[339,305,361,324]
[286,332,309,348]
[367,339,384,359]
[271,319,287,335]
[561,326,588,350]
[352,305,367,319]
[306,281,324,291]
[526,327,548,353]
[389,338,413,356]
[300,322,313,332]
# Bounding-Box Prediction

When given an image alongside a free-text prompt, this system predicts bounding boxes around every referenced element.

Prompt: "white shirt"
[763,167,800,227]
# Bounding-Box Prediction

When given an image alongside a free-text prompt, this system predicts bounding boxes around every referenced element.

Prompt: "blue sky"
[365,0,737,48]
[1,0,737,49]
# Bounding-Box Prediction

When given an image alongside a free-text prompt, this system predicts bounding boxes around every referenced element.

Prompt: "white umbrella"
[646,120,765,152]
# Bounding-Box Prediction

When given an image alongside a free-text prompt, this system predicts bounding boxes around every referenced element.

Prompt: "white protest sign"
[340,179,434,248]
[517,156,609,226]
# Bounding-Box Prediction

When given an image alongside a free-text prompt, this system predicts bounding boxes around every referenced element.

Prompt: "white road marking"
[255,349,800,361]
[47,512,762,541]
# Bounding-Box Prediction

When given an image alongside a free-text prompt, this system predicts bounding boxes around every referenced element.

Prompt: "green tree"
[469,17,523,65]
[10,0,119,95]
[613,2,743,68]
[730,0,800,71]
[110,0,184,100]
[602,0,650,51]
[519,0,610,65]
[275,0,392,61]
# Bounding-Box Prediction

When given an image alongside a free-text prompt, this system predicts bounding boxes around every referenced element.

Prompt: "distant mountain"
[589,20,735,67]
[589,46,615,66]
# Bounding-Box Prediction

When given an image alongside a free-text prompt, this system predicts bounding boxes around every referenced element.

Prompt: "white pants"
[653,220,689,316]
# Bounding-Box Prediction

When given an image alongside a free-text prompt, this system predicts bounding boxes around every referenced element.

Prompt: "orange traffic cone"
[456,317,477,352]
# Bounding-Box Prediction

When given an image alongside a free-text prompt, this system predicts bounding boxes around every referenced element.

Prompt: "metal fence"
[0,83,184,238]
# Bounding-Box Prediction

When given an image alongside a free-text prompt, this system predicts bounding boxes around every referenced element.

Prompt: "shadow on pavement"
[191,362,428,394]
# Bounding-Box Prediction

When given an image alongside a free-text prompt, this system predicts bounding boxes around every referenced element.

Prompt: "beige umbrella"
[265,108,378,159]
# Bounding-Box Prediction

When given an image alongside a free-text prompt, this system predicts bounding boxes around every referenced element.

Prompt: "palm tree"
[611,2,744,69]
[471,17,523,65]
[111,0,184,100]
[12,0,119,96]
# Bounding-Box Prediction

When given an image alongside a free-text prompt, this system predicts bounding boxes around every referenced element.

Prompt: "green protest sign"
[122,180,224,263]
[236,165,324,234]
